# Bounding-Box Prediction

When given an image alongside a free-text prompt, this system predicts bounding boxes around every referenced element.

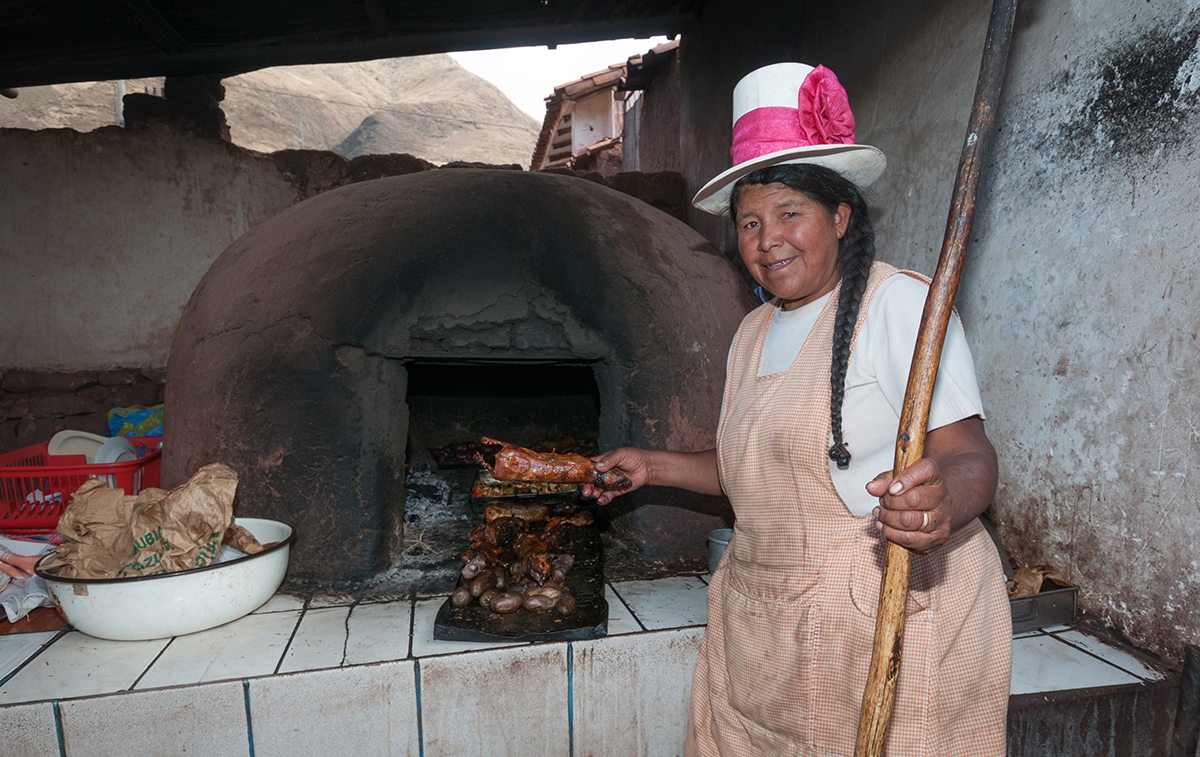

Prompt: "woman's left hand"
[864,416,998,555]
[866,460,952,554]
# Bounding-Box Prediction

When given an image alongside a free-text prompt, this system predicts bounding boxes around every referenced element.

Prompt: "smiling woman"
[582,61,1011,757]
[732,181,848,311]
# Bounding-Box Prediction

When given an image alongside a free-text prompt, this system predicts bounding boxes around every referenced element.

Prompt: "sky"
[448,37,669,121]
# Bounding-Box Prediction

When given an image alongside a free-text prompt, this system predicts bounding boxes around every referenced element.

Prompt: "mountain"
[0,55,542,168]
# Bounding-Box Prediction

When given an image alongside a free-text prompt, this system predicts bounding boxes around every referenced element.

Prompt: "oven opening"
[373,360,601,593]
[404,360,601,468]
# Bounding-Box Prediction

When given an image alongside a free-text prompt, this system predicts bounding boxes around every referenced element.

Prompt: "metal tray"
[434,523,606,643]
[1010,584,1077,634]
[469,470,581,503]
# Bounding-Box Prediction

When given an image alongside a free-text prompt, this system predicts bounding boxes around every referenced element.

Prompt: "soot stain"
[1062,20,1200,163]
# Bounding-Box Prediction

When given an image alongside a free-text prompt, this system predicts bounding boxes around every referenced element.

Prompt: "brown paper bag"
[119,464,238,577]
[41,463,263,580]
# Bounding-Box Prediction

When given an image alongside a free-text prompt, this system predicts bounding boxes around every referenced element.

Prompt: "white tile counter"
[0,576,1167,757]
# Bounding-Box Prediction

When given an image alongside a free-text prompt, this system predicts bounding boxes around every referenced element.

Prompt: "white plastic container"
[707,528,733,574]
[36,518,294,641]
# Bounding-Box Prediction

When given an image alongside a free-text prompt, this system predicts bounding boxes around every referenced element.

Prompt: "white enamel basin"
[36,518,295,641]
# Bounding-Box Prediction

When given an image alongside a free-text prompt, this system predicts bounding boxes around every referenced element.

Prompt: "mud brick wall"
[0,369,165,455]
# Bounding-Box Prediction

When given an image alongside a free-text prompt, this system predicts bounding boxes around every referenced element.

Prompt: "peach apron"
[686,263,1011,757]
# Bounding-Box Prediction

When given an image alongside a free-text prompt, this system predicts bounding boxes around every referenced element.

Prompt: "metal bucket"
[707,528,733,574]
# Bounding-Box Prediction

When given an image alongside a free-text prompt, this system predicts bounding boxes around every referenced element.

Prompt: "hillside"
[0,55,541,168]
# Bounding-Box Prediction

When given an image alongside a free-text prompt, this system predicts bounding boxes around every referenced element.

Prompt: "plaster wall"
[679,0,1200,662]
[571,92,617,153]
[0,124,301,371]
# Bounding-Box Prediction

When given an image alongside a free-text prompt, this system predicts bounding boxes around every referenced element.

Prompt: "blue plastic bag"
[108,404,163,438]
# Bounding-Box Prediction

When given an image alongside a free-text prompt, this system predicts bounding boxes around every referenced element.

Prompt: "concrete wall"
[622,53,682,174]
[676,0,1200,663]
[0,124,300,371]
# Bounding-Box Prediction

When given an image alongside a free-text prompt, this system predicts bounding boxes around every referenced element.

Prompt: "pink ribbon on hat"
[730,65,856,165]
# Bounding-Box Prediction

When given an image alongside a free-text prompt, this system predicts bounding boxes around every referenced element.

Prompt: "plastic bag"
[108,404,164,438]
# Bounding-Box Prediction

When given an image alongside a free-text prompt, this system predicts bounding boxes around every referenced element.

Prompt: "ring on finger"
[920,511,931,532]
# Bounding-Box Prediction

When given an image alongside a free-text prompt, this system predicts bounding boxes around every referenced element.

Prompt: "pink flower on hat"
[695,62,885,215]
[797,65,856,145]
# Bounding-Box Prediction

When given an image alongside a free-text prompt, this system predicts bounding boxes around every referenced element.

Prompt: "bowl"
[36,518,295,641]
[93,436,139,464]
[47,430,109,463]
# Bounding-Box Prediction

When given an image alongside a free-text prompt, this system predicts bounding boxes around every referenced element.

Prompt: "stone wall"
[0,370,165,454]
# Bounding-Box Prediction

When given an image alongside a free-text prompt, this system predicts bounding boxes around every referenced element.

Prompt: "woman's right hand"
[584,447,654,505]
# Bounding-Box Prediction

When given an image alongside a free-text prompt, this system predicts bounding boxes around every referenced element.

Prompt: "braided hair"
[729,163,877,470]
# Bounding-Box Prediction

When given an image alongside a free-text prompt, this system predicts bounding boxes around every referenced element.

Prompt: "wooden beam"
[0,13,693,89]
[108,0,190,54]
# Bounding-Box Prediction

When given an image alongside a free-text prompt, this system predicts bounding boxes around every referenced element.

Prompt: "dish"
[36,518,295,641]
[47,430,109,463]
[94,436,139,464]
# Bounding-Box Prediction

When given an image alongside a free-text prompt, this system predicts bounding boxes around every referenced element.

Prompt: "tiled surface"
[611,575,708,630]
[134,610,301,689]
[250,661,419,757]
[58,681,249,757]
[252,591,306,614]
[409,596,525,657]
[344,599,414,665]
[0,631,168,704]
[0,630,58,680]
[0,700,58,757]
[420,642,570,757]
[573,627,703,757]
[604,583,643,635]
[1010,632,1144,695]
[0,575,1173,757]
[278,605,352,673]
[1053,628,1165,680]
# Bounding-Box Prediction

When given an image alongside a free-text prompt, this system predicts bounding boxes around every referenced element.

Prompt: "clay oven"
[164,169,753,583]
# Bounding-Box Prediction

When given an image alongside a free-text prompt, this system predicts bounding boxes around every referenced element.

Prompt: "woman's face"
[734,183,850,311]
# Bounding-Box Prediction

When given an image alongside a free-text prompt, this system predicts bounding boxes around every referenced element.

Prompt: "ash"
[363,465,478,597]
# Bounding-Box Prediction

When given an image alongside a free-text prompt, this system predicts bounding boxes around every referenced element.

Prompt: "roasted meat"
[452,500,593,617]
[475,437,631,490]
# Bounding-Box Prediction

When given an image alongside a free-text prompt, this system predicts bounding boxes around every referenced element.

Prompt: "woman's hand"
[865,416,998,554]
[581,448,723,505]
[582,447,652,505]
[867,460,953,553]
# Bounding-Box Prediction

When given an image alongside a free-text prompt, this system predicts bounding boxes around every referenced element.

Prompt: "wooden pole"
[853,1,1018,754]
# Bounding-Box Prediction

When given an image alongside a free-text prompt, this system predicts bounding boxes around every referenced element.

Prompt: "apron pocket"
[720,585,815,745]
[848,530,936,618]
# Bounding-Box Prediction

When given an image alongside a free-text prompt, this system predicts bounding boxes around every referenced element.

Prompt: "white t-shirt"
[754,274,985,516]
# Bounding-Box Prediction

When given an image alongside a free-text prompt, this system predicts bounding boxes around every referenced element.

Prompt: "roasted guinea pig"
[475,436,631,490]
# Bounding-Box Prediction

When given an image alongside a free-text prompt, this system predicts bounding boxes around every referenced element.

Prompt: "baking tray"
[1010,584,1078,634]
[434,523,607,643]
[469,470,580,502]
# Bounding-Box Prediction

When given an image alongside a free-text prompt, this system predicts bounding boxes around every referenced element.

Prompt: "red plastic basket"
[0,437,162,531]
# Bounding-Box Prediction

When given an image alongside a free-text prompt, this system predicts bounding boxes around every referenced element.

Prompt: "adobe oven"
[164,169,753,584]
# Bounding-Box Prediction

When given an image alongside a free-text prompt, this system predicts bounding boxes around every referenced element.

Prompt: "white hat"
[692,62,887,216]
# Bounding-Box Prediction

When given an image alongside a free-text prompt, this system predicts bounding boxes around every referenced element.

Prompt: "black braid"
[730,164,877,469]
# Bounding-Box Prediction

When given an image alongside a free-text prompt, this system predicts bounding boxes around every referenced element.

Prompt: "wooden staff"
[854,0,1018,754]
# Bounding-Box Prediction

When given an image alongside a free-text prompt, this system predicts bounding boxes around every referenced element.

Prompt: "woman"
[584,63,1011,756]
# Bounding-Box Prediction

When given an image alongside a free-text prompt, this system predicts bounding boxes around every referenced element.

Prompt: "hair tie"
[828,443,851,470]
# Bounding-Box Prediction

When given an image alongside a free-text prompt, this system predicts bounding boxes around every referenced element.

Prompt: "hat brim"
[691,144,887,216]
